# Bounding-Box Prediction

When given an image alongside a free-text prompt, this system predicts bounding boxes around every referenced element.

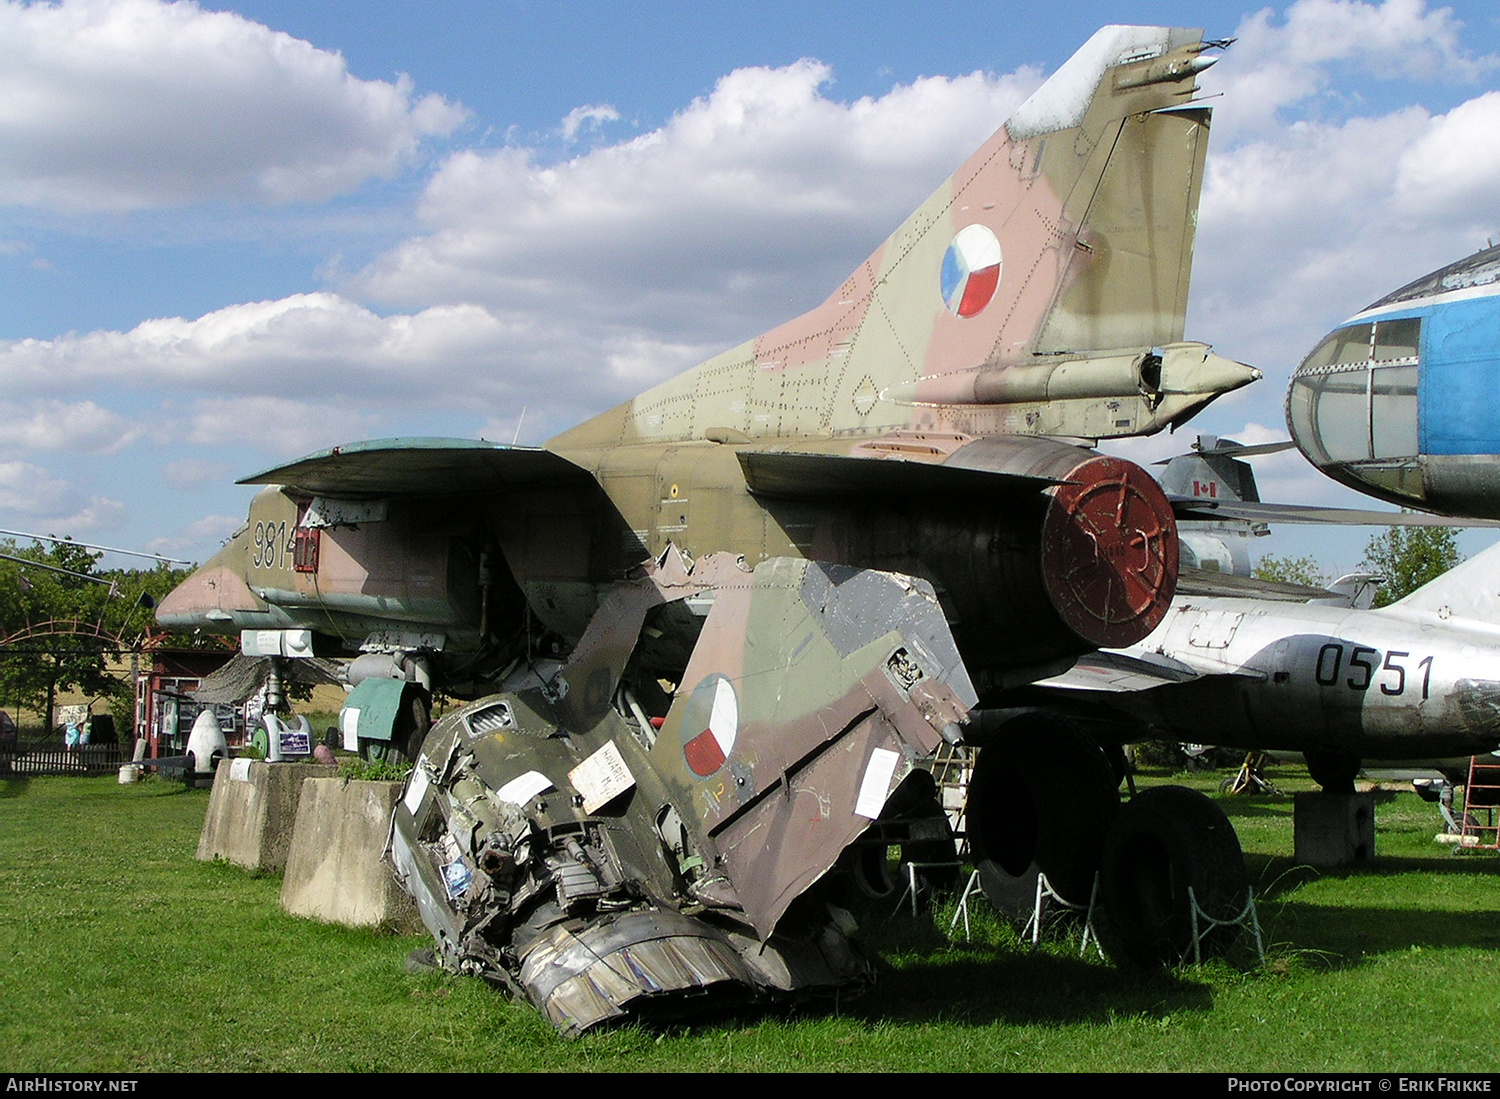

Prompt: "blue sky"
[3,0,1499,574]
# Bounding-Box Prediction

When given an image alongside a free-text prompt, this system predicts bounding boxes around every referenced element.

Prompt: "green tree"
[1359,526,1463,607]
[1252,554,1329,589]
[0,542,190,732]
[0,539,111,731]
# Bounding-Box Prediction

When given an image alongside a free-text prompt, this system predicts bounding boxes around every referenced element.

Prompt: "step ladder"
[927,740,972,859]
[1458,755,1500,849]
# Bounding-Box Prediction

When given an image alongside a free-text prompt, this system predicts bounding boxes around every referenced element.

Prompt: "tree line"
[1253,527,1465,607]
[0,539,194,734]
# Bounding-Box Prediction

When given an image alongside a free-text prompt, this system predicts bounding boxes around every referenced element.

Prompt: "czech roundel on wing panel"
[940,224,1003,318]
[682,673,739,777]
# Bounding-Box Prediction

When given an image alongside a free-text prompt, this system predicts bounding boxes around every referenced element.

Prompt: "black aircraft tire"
[966,715,1119,919]
[902,824,961,892]
[1305,750,1360,794]
[835,787,957,902]
[1099,785,1249,967]
[358,737,392,764]
[401,692,431,763]
[358,691,431,765]
[845,842,899,900]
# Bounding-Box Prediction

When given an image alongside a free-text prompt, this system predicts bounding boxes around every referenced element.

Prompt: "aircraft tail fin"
[1158,436,1262,505]
[557,26,1243,451]
[1390,541,1500,623]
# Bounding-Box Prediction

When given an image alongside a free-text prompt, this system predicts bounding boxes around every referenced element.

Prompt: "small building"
[135,635,238,758]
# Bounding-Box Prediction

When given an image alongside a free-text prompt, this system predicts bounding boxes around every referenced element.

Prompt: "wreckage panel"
[715,708,915,937]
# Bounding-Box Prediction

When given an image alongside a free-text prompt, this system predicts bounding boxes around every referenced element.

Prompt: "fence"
[0,742,124,777]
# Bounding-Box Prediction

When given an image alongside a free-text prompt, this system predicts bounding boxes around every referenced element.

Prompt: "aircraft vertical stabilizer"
[556,25,1246,451]
[1388,541,1500,625]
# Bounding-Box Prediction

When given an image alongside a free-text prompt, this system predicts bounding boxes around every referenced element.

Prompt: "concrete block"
[1294,791,1376,868]
[281,777,421,931]
[197,760,338,871]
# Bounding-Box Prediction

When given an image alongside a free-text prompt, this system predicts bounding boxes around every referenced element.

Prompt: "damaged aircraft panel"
[389,554,975,1034]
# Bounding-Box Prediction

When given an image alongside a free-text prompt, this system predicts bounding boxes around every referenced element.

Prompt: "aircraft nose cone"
[156,565,266,629]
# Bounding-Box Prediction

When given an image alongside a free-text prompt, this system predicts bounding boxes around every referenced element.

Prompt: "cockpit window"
[1288,315,1422,468]
[1364,243,1500,311]
[1373,318,1420,361]
[1300,324,1372,371]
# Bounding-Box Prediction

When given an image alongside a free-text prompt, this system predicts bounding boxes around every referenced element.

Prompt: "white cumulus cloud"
[0,399,142,452]
[183,396,383,457]
[0,459,126,532]
[354,61,1041,345]
[561,104,621,142]
[0,0,466,211]
[1206,0,1496,136]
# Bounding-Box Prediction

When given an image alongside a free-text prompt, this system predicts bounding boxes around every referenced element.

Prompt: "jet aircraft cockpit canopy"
[1287,317,1422,503]
[1286,243,1500,519]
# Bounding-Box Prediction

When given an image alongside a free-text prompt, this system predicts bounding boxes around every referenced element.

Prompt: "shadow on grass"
[1261,899,1500,961]
[856,945,1214,1028]
[2,776,30,798]
[663,939,1217,1038]
[835,906,1216,1029]
[1248,853,1500,899]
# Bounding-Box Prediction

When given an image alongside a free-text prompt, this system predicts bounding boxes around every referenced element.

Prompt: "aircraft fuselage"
[1057,591,1500,760]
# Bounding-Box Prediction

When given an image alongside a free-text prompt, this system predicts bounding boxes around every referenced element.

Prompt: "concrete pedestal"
[1294,791,1375,867]
[197,759,338,872]
[280,777,421,931]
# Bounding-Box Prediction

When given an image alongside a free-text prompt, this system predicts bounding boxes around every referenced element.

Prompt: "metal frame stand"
[1019,870,1103,958]
[1187,884,1265,965]
[895,859,964,918]
[949,869,982,941]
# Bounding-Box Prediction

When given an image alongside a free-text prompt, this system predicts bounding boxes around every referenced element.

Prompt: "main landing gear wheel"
[965,714,1119,920]
[358,691,431,765]
[1099,785,1249,967]
[1305,750,1360,794]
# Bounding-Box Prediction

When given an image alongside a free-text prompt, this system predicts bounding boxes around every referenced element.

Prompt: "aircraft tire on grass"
[401,692,432,763]
[966,712,1119,920]
[1099,784,1248,967]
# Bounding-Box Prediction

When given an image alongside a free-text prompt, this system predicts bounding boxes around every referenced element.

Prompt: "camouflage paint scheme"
[390,553,973,1032]
[158,27,1260,1030]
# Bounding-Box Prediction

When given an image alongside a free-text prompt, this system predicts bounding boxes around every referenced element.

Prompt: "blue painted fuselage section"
[1411,295,1500,456]
[1287,243,1500,519]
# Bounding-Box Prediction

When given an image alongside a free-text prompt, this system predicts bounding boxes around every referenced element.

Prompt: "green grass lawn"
[3,767,1499,1072]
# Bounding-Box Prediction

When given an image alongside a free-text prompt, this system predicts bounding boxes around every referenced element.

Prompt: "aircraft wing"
[1170,497,1498,527]
[238,437,597,498]
[1036,645,1265,693]
[1176,566,1333,602]
[1034,650,1203,692]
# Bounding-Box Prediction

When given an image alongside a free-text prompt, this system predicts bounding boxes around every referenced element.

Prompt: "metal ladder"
[1459,755,1500,849]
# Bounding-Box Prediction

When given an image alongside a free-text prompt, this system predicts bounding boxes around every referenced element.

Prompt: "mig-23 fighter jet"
[158,26,1256,1031]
